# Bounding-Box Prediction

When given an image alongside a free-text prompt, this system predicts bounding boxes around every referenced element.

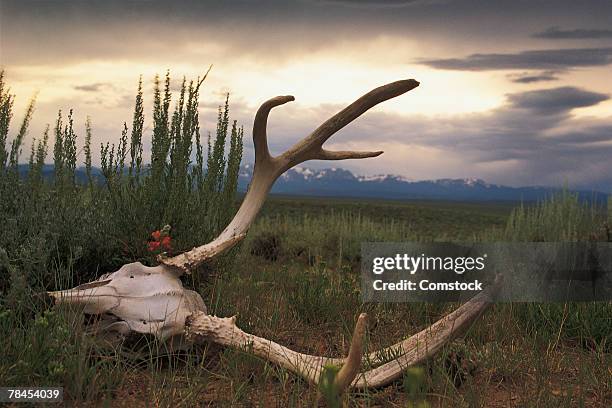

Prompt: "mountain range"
[17,164,607,202]
[238,164,607,202]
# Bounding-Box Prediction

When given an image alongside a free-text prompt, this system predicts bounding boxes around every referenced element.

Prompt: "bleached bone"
[51,78,498,395]
[49,262,206,344]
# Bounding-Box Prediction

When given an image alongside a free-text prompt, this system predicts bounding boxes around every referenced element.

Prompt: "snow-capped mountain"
[238,165,606,202]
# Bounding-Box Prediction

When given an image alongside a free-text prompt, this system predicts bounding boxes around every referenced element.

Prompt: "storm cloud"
[506,87,609,115]
[534,26,612,40]
[507,71,559,84]
[421,48,612,71]
[3,1,612,66]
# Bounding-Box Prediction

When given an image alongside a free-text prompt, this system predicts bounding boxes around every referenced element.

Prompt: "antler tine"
[253,95,295,167]
[160,79,419,274]
[318,149,384,160]
[280,79,419,168]
[333,313,368,393]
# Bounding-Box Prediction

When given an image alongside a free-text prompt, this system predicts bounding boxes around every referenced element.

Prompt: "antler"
[186,281,498,394]
[161,79,420,274]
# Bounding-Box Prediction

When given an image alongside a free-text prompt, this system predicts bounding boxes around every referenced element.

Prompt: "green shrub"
[0,69,244,392]
[500,189,602,242]
[0,69,243,287]
[250,232,282,261]
[484,191,611,349]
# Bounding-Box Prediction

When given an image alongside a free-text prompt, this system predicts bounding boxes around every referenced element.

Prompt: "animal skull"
[49,262,206,347]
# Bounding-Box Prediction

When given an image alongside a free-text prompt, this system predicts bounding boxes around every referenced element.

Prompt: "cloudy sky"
[2,0,612,189]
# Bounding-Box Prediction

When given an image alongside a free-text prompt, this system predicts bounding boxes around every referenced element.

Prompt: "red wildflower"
[160,236,172,250]
[147,226,172,252]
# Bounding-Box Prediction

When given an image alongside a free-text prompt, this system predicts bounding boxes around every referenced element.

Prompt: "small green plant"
[403,367,429,408]
[318,364,342,408]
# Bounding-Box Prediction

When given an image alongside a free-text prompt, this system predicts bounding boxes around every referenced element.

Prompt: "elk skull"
[51,79,499,395]
[49,262,206,348]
